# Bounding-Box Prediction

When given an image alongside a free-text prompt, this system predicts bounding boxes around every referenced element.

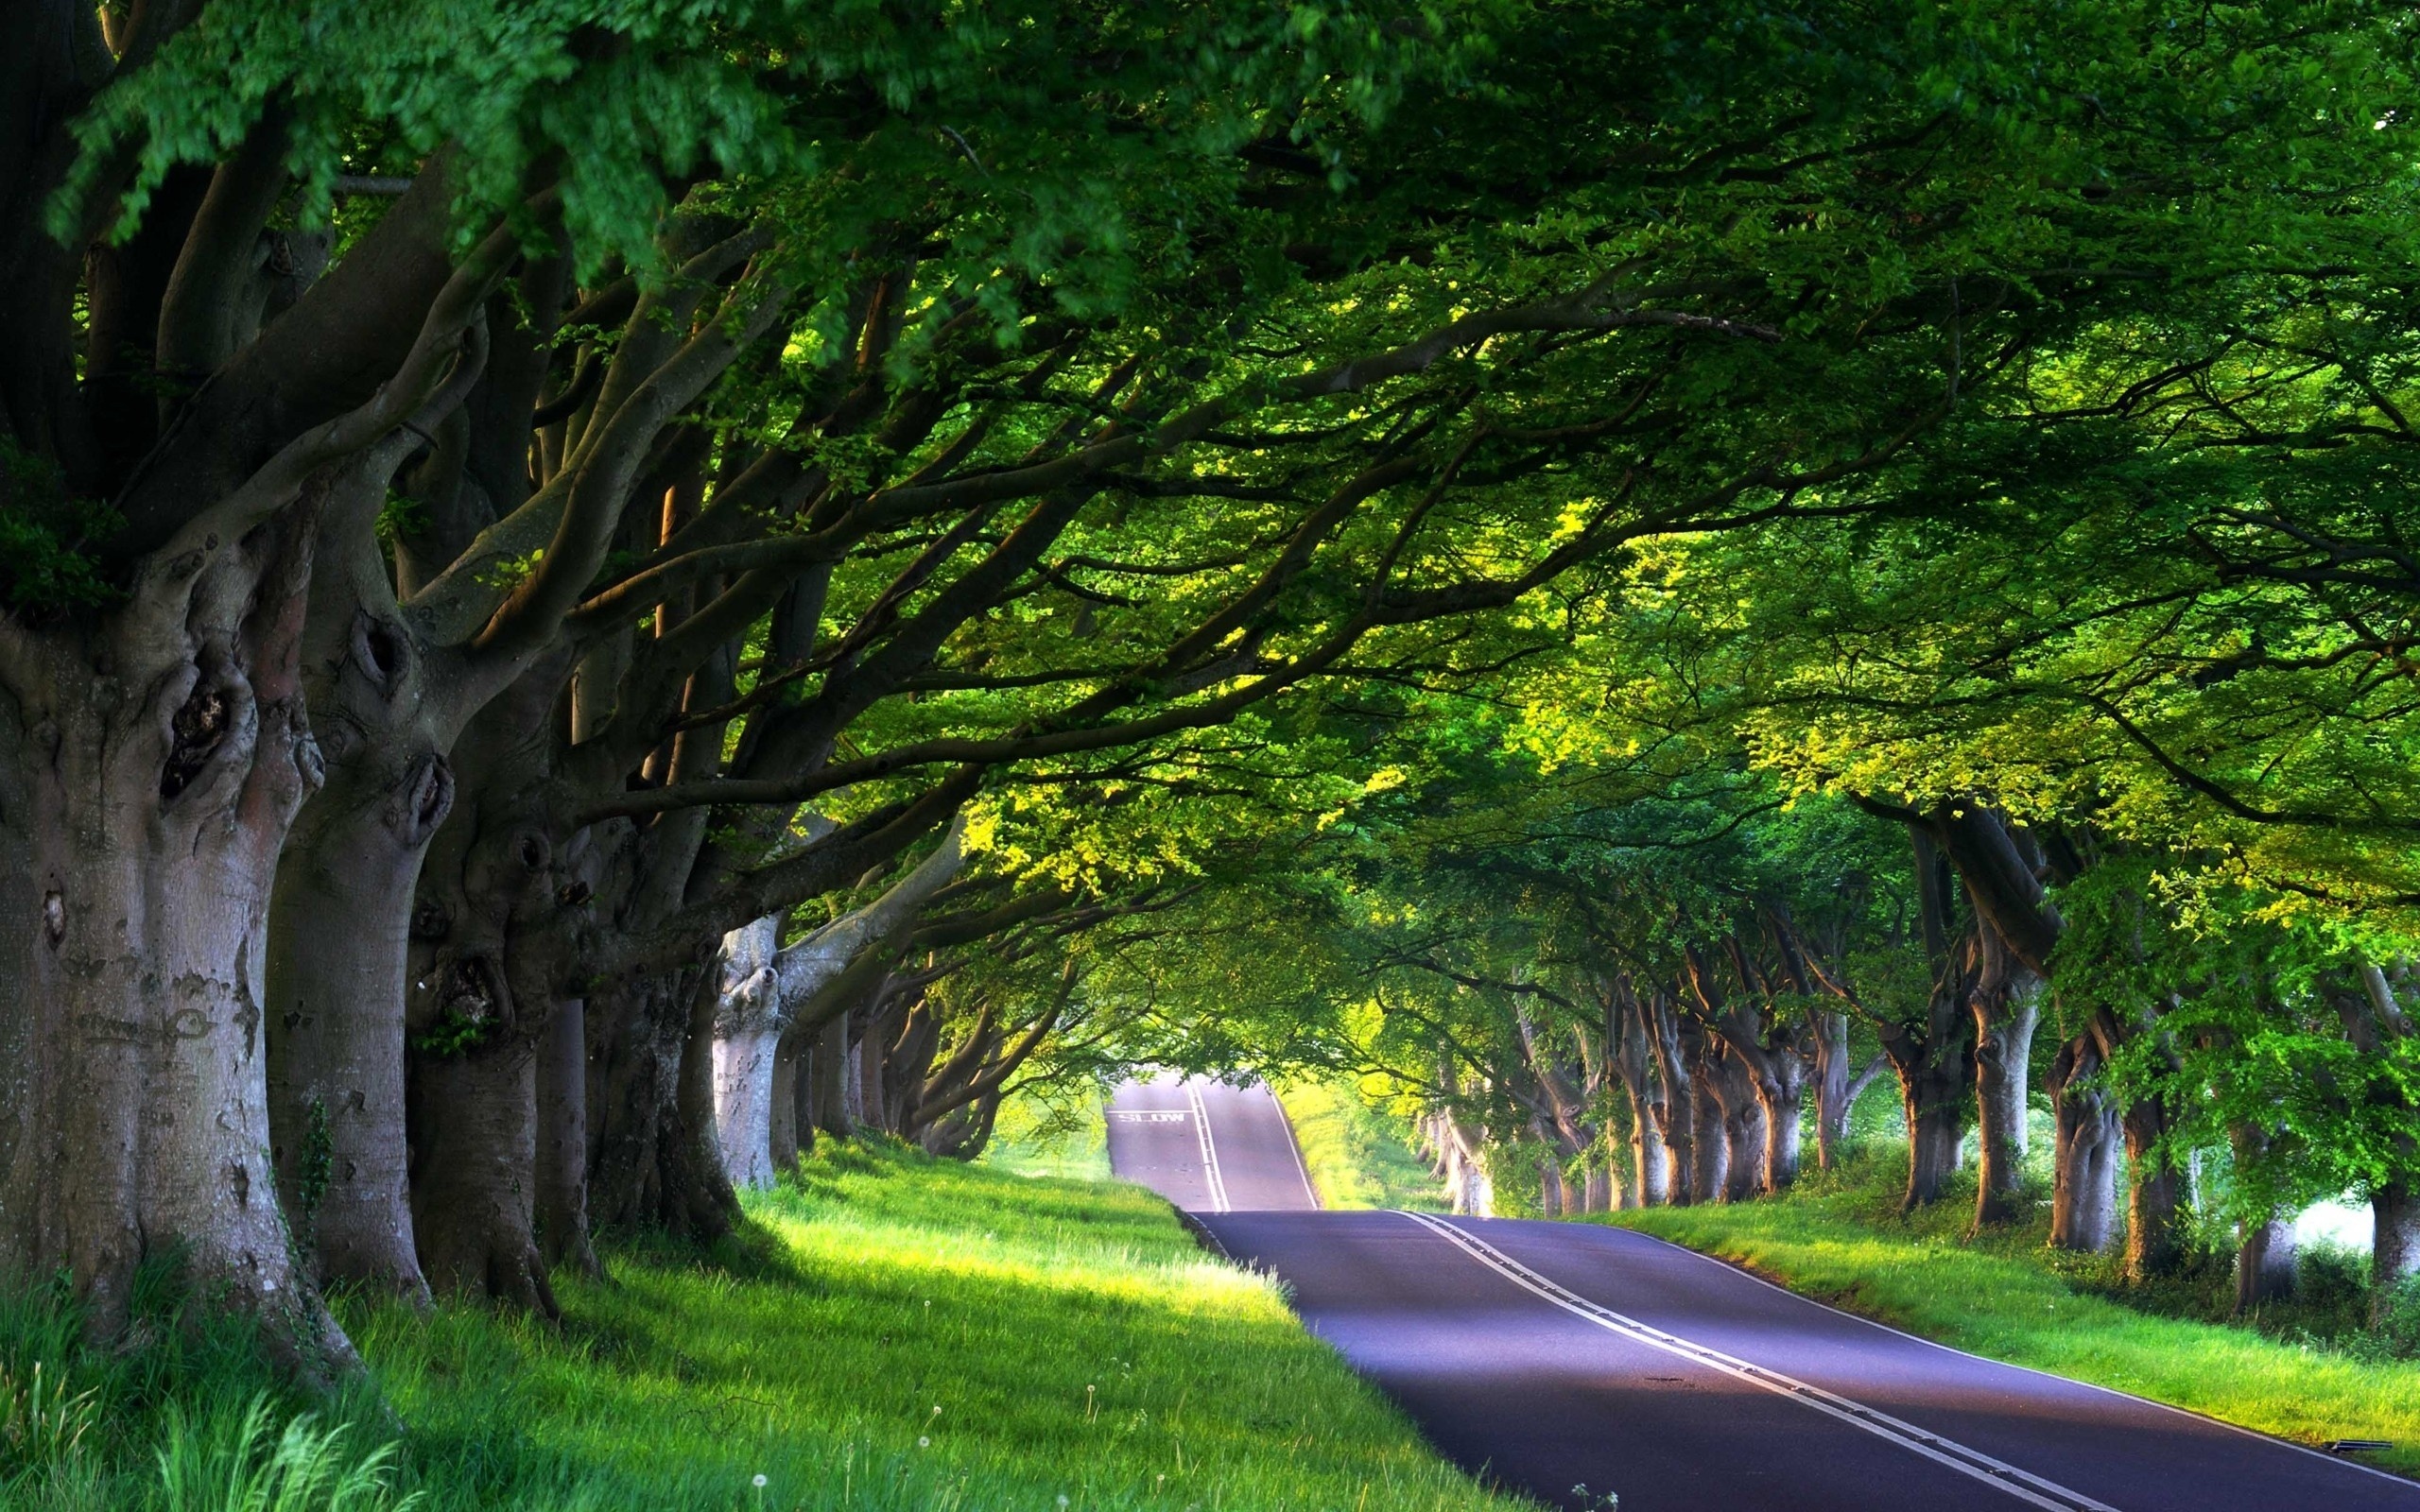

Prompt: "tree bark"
[1809,1010,1858,1170]
[2375,1182,2420,1324]
[1688,1048,1730,1205]
[2047,1032,2119,1252]
[711,818,963,1180]
[2120,1091,2187,1282]
[534,998,599,1278]
[407,1036,557,1315]
[1971,927,2041,1229]
[769,1030,804,1170]
[1639,988,1696,1205]
[809,1013,854,1138]
[1904,1075,1966,1211]
[0,498,354,1370]
[586,975,684,1229]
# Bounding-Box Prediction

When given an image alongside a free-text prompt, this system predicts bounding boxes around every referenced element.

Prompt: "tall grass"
[0,1142,1526,1512]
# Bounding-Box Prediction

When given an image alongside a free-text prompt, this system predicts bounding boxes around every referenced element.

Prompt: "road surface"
[1104,1073,1319,1212]
[1104,1075,2420,1512]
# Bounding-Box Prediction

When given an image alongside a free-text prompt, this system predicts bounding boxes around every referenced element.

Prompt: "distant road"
[1103,1073,1318,1212]
[1105,1076,2420,1512]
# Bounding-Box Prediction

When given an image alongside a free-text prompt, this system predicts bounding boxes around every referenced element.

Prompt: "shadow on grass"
[2,1140,1531,1512]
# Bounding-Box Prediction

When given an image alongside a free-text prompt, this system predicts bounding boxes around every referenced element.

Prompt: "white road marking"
[1187,1080,1230,1212]
[1399,1211,2122,1512]
[1621,1227,2420,1493]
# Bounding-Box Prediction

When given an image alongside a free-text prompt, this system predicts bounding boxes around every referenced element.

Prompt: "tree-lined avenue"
[1115,1079,2420,1512]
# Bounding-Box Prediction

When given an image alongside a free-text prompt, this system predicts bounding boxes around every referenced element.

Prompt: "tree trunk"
[586,976,683,1230]
[2234,1217,2296,1314]
[2226,1124,2290,1313]
[534,998,598,1278]
[856,1001,894,1133]
[2373,1181,2420,1325]
[263,741,450,1298]
[809,1014,853,1139]
[1712,1050,1765,1203]
[1609,1004,1670,1206]
[769,1028,804,1171]
[1971,966,2041,1228]
[1689,1057,1729,1204]
[2047,1032,2119,1251]
[1809,1010,1858,1170]
[261,455,471,1301]
[1538,1146,1565,1217]
[1900,1058,1968,1211]
[666,968,739,1238]
[1641,993,1696,1205]
[0,506,354,1369]
[1725,1095,1764,1203]
[1582,1160,1615,1213]
[407,1036,556,1315]
[1760,1077,1802,1196]
[2121,1092,2187,1282]
[711,997,784,1191]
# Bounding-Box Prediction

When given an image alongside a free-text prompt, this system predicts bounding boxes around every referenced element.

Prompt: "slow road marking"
[1398,1211,2122,1512]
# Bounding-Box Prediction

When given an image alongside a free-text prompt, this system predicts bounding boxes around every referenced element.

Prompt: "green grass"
[1593,1147,2420,1481]
[1271,1080,1447,1212]
[3,1143,1528,1512]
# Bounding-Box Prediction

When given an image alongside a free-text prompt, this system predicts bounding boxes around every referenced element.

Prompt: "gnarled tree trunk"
[1970,928,2041,1228]
[2047,1032,2119,1251]
[0,505,350,1367]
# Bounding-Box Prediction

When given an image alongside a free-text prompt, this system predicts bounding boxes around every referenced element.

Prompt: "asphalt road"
[1104,1073,1319,1212]
[1104,1076,2420,1512]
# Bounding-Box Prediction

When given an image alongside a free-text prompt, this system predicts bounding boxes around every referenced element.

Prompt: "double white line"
[1397,1211,2120,1512]
[1185,1081,1231,1213]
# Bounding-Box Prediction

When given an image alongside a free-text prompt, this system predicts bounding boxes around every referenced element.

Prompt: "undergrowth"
[0,1141,1525,1512]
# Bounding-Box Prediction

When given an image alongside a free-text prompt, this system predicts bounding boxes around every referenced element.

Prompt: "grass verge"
[1271,1080,1447,1212]
[5,1142,1524,1511]
[1594,1150,2420,1481]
